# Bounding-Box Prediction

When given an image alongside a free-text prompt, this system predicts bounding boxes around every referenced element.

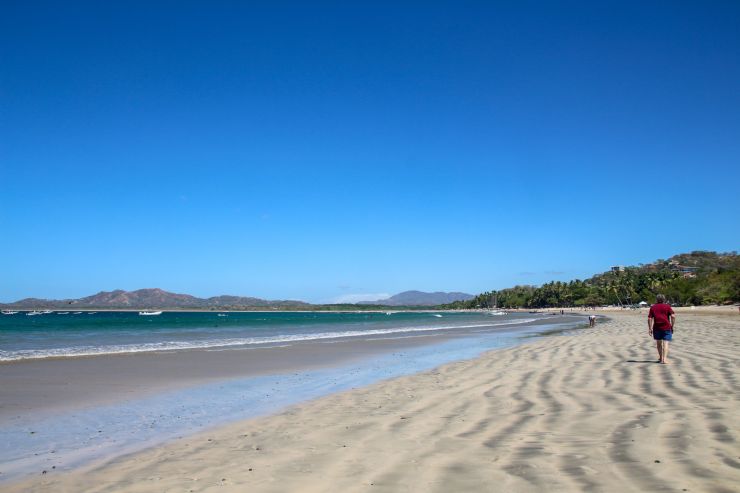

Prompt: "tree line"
[446,251,740,309]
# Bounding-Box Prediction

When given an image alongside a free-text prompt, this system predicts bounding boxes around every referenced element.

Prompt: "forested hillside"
[450,251,740,309]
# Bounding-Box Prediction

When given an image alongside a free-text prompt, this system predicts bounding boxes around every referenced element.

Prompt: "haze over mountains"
[1,288,474,309]
[359,291,474,306]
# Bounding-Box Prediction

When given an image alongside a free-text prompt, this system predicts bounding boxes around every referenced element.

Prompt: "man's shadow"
[625,359,659,363]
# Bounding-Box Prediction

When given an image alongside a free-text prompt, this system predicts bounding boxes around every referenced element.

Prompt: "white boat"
[73,312,83,314]
[139,311,163,316]
[1,310,19,315]
[27,310,43,316]
[57,312,69,315]
[217,313,228,317]
[87,312,97,315]
[487,294,506,315]
[432,314,443,318]
[40,310,53,314]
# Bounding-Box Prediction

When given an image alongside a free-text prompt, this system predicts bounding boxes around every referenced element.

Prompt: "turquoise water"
[0,310,541,361]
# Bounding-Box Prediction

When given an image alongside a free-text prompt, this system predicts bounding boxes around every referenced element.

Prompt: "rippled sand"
[7,311,739,492]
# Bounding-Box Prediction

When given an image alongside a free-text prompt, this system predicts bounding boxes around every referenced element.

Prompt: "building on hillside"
[611,265,625,272]
[669,263,699,278]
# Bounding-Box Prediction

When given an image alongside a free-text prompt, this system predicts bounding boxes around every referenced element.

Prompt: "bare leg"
[662,341,669,364]
[656,340,663,362]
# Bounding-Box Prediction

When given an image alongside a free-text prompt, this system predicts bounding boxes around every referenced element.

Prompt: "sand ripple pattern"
[8,312,740,492]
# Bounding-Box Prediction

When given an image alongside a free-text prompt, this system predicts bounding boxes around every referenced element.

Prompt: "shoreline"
[0,316,584,483]
[5,311,737,492]
[0,311,571,362]
[3,304,738,312]
[0,331,485,422]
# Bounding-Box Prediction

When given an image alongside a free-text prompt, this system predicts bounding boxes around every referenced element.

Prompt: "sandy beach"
[5,310,739,492]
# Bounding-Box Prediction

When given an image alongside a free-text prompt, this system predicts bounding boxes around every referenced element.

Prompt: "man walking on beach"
[648,294,675,364]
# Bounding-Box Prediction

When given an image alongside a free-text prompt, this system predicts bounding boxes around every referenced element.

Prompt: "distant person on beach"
[588,315,596,327]
[648,294,675,364]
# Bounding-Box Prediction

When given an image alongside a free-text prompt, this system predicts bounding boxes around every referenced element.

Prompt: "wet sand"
[0,334,459,422]
[4,311,739,492]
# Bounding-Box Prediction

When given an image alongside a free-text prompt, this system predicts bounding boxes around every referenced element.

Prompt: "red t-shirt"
[648,303,674,331]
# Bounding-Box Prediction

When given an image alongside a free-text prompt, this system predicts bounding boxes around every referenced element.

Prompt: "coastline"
[0,335,453,421]
[0,314,582,483]
[4,311,738,491]
[0,313,577,419]
[4,304,736,313]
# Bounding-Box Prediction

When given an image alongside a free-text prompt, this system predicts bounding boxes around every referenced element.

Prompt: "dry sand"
[6,311,739,492]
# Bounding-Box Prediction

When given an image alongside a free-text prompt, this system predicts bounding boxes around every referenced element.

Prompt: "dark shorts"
[653,329,673,341]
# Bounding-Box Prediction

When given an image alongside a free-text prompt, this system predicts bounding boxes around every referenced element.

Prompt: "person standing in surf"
[648,294,675,364]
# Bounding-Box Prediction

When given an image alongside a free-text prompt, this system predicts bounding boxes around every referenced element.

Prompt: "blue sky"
[2,1,739,303]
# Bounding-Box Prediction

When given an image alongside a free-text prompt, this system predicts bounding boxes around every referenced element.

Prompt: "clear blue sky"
[2,1,739,303]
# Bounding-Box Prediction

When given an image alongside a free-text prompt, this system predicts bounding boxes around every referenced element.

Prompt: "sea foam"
[0,318,537,361]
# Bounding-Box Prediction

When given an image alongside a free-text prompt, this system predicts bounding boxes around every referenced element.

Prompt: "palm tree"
[606,278,624,306]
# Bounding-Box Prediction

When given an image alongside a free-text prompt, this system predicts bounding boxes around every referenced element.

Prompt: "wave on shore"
[0,318,537,362]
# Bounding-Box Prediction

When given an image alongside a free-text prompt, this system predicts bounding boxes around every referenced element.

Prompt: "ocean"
[1,310,546,362]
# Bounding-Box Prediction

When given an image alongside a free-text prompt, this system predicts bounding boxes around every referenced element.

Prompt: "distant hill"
[0,288,475,310]
[361,290,475,306]
[2,288,310,310]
